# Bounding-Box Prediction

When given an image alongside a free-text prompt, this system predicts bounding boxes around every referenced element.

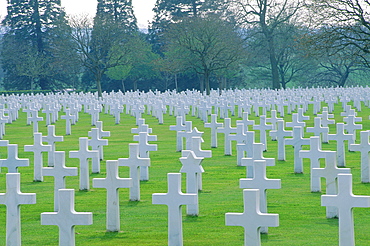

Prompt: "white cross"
[253,115,273,151]
[42,151,78,211]
[299,136,331,192]
[61,108,76,135]
[317,107,335,128]
[0,144,29,173]
[225,189,279,246]
[88,122,110,160]
[133,132,158,181]
[343,114,362,145]
[180,150,204,216]
[0,173,36,246]
[69,137,99,190]
[88,128,108,173]
[28,110,43,133]
[42,125,64,167]
[41,189,93,246]
[237,131,255,167]
[321,174,370,246]
[218,118,237,155]
[349,130,370,182]
[236,112,255,132]
[118,143,150,201]
[24,133,52,181]
[285,126,310,173]
[266,110,282,140]
[286,113,306,129]
[328,123,353,167]
[269,120,292,161]
[170,116,186,151]
[241,143,275,178]
[239,160,281,233]
[312,151,351,218]
[152,173,197,246]
[93,160,132,232]
[306,117,329,143]
[204,114,223,148]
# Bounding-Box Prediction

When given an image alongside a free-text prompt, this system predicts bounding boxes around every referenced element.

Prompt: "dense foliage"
[1,0,370,94]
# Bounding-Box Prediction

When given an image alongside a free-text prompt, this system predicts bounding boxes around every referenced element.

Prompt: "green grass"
[0,102,369,245]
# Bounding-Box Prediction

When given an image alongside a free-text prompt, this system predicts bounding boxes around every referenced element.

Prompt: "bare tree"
[68,14,132,97]
[231,0,304,89]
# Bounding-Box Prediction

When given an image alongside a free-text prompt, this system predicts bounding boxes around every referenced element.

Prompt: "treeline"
[1,0,370,96]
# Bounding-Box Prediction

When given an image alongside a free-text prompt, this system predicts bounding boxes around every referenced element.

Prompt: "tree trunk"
[267,37,280,90]
[121,79,126,92]
[205,71,211,95]
[95,72,103,98]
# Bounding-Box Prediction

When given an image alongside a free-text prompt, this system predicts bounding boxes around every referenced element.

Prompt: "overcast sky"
[0,0,156,28]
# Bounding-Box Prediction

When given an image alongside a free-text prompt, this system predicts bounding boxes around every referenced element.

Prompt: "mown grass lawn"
[0,101,369,245]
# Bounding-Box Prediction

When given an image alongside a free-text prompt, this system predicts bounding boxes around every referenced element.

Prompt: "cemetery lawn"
[0,102,369,245]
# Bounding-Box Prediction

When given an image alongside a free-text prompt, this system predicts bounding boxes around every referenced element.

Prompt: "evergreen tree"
[86,0,138,97]
[1,0,73,90]
[149,0,228,54]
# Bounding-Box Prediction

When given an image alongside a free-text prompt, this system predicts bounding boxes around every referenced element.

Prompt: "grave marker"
[225,189,279,246]
[322,174,370,246]
[93,160,132,232]
[41,189,93,246]
[152,173,197,246]
[0,173,36,246]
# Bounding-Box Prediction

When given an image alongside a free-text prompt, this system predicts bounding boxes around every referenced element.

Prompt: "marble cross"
[0,173,36,246]
[42,125,64,167]
[93,160,132,232]
[0,144,29,173]
[61,108,76,135]
[170,116,186,151]
[28,110,43,133]
[269,120,292,161]
[118,143,150,201]
[306,117,329,143]
[180,150,204,216]
[24,133,52,181]
[299,136,331,192]
[321,174,370,246]
[241,143,275,178]
[239,160,281,233]
[133,132,158,181]
[42,151,78,211]
[152,173,197,246]
[349,130,370,183]
[204,114,223,148]
[218,118,237,155]
[328,123,353,167]
[225,189,279,246]
[253,115,273,151]
[41,189,93,246]
[312,151,351,218]
[88,128,108,173]
[285,126,310,173]
[69,137,99,190]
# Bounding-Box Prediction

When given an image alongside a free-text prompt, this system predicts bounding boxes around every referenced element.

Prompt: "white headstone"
[24,133,52,181]
[285,126,310,173]
[204,114,223,148]
[69,137,99,190]
[118,143,150,201]
[180,150,204,216]
[349,130,370,183]
[93,160,132,231]
[225,189,279,246]
[321,174,370,246]
[328,123,353,167]
[0,144,29,173]
[218,118,237,155]
[42,151,78,211]
[88,128,108,173]
[312,151,351,217]
[42,125,64,167]
[152,173,197,246]
[0,173,36,246]
[239,160,281,233]
[41,189,93,246]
